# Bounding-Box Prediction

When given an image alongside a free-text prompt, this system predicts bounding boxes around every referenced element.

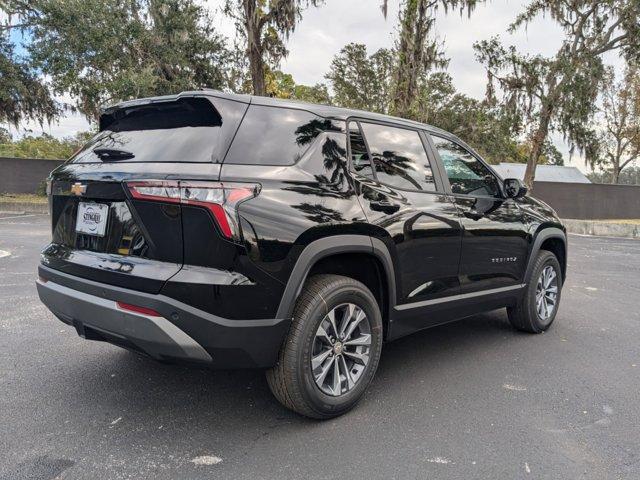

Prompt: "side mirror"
[503,178,527,199]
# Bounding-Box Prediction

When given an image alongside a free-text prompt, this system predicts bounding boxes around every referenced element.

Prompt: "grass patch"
[0,193,48,204]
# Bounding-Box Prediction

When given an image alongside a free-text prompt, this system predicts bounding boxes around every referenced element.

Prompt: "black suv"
[37,91,566,418]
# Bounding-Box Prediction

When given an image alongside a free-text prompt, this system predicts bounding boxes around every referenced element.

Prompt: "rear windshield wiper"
[93,147,135,160]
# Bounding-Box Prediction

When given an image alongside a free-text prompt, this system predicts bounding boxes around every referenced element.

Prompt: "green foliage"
[0,34,59,126]
[256,69,331,104]
[326,49,524,164]
[224,0,322,95]
[388,0,482,118]
[325,43,394,114]
[474,0,640,186]
[265,70,297,98]
[588,66,640,183]
[588,166,640,185]
[0,127,11,143]
[413,73,523,164]
[516,141,563,166]
[0,131,92,159]
[3,0,230,121]
[293,84,331,105]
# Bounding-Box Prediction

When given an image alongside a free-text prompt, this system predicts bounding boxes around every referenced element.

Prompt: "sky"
[7,0,627,172]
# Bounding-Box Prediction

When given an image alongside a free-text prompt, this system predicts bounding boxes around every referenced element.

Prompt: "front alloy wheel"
[536,265,558,323]
[311,303,372,396]
[507,249,563,333]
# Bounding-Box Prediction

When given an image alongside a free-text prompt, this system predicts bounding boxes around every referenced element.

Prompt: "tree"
[3,0,229,121]
[0,33,59,126]
[325,45,533,165]
[224,0,322,97]
[265,69,297,98]
[589,66,640,184]
[391,71,521,164]
[293,83,331,104]
[475,1,640,189]
[325,43,394,114]
[0,126,12,143]
[0,130,92,159]
[382,0,481,119]
[260,68,328,103]
[588,166,640,185]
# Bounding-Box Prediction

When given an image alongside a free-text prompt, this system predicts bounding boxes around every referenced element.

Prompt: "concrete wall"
[532,181,640,220]
[0,157,64,194]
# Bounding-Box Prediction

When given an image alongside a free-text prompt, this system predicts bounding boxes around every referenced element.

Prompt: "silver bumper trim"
[37,279,212,363]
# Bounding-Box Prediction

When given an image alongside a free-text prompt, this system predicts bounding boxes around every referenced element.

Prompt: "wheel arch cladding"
[524,228,567,284]
[275,235,396,336]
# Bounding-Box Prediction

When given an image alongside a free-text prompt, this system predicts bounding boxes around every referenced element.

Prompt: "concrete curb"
[563,219,640,239]
[0,201,48,215]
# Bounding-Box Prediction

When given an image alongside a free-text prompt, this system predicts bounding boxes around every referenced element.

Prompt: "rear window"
[70,96,246,163]
[224,105,324,166]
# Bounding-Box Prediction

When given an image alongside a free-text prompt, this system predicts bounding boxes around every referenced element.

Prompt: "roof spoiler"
[99,91,251,131]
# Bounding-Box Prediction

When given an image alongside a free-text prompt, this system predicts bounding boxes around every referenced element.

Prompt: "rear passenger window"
[224,105,322,165]
[359,122,436,191]
[348,123,374,178]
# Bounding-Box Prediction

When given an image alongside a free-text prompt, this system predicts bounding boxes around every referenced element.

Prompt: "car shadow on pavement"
[50,308,515,427]
[4,308,526,478]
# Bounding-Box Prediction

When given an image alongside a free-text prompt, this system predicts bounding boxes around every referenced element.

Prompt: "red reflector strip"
[116,301,162,317]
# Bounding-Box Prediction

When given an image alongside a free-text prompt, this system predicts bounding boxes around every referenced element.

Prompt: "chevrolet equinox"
[37,91,567,418]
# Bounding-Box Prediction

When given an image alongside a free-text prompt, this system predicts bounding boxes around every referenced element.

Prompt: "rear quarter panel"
[221,132,370,286]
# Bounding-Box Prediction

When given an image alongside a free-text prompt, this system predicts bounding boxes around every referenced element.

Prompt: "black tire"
[508,250,562,333]
[266,274,383,419]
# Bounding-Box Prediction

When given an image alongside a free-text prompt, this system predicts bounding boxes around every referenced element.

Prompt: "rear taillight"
[126,180,259,241]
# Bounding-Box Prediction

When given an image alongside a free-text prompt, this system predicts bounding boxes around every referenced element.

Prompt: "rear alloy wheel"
[311,303,372,396]
[266,274,383,419]
[508,250,562,333]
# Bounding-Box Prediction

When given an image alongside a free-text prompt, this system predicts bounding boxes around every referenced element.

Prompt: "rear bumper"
[37,265,290,368]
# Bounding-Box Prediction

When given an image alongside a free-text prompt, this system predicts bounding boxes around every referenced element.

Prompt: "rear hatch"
[43,94,248,293]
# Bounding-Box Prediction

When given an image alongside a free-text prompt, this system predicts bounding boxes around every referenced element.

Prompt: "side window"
[348,123,373,178]
[224,105,322,165]
[431,136,500,197]
[359,122,436,191]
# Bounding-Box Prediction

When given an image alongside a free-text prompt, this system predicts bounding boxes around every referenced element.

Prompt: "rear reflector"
[126,180,259,241]
[116,301,162,317]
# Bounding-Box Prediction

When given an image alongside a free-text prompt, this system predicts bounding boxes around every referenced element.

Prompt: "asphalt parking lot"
[1,213,639,480]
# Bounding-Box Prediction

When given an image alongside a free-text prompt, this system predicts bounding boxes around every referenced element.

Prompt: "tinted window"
[294,131,351,194]
[348,123,373,178]
[360,122,436,191]
[72,96,246,163]
[224,105,323,165]
[432,136,500,196]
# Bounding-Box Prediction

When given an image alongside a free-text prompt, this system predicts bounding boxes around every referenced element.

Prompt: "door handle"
[370,200,399,214]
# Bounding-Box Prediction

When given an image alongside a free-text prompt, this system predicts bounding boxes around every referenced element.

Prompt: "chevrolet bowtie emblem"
[70,182,87,196]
